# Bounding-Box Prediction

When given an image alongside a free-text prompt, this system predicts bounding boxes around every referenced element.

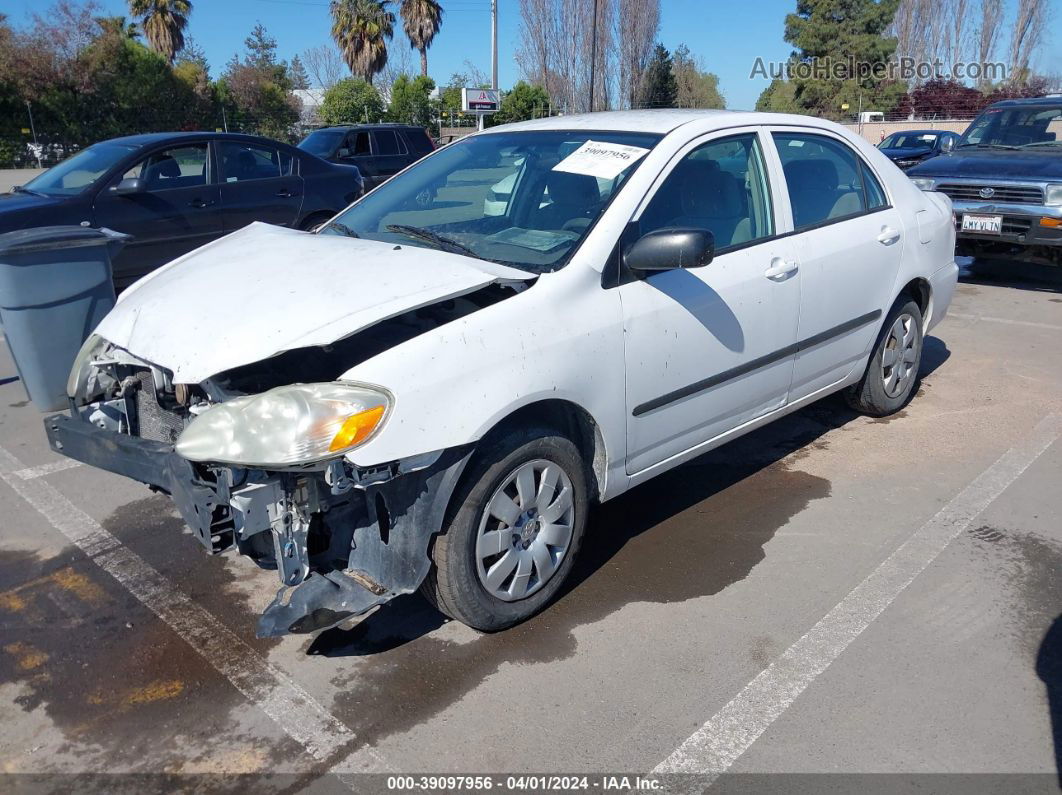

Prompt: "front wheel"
[845,298,923,417]
[421,426,588,631]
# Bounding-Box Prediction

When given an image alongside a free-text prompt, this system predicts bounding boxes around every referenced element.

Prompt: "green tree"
[128,0,191,64]
[319,76,384,123]
[219,23,300,140]
[399,0,442,78]
[331,0,394,85]
[289,54,310,90]
[638,44,677,109]
[778,0,905,119]
[387,73,435,128]
[755,77,800,112]
[492,81,551,124]
[672,44,724,109]
[95,16,140,40]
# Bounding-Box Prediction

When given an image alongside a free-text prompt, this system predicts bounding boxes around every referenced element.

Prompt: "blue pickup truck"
[907,96,1062,269]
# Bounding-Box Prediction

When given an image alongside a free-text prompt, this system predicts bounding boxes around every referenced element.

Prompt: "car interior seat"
[536,170,601,231]
[143,155,181,188]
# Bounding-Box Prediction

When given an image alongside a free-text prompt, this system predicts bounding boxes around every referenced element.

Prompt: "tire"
[421,425,588,631]
[845,298,923,417]
[299,212,333,232]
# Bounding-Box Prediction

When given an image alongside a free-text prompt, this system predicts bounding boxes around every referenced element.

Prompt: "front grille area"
[938,183,1044,205]
[133,370,185,444]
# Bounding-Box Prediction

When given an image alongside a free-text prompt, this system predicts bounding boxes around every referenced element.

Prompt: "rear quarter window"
[404,129,435,154]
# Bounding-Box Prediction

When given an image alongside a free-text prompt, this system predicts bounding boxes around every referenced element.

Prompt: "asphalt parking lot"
[1,263,1061,792]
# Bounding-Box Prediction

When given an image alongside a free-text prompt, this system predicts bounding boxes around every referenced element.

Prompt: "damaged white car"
[46,111,958,637]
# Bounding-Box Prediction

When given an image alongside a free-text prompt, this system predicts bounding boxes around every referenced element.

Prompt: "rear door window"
[219,142,282,182]
[773,133,884,230]
[373,130,403,156]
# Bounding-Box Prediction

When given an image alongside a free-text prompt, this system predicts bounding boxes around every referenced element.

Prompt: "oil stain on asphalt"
[0,505,304,774]
[313,408,839,748]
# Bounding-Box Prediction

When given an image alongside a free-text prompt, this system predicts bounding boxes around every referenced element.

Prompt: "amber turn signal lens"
[328,405,386,452]
[1040,217,1062,228]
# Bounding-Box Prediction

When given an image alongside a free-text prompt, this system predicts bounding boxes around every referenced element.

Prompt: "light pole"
[25,101,42,169]
[491,0,498,91]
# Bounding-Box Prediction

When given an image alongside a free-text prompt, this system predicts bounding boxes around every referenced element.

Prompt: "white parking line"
[947,312,1062,332]
[0,443,386,772]
[13,459,82,480]
[647,413,1062,791]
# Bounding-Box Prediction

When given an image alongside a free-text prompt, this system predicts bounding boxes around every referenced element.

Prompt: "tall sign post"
[462,88,501,131]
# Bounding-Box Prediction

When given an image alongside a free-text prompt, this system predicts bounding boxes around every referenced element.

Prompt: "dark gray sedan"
[0,132,364,290]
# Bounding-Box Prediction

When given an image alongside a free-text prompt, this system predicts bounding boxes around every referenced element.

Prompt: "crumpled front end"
[45,345,471,637]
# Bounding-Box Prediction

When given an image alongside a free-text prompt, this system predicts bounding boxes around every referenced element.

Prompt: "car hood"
[0,191,66,216]
[881,147,932,160]
[907,148,1062,180]
[95,222,534,383]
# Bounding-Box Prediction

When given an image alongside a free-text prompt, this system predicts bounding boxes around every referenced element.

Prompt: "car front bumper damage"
[44,412,470,637]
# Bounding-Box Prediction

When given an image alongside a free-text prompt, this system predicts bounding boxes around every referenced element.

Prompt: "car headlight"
[175,382,391,467]
[1046,184,1062,206]
[910,177,936,191]
[67,334,108,401]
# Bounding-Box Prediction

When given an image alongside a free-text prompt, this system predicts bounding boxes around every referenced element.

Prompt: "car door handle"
[764,257,798,280]
[188,198,215,208]
[276,189,299,198]
[877,226,901,245]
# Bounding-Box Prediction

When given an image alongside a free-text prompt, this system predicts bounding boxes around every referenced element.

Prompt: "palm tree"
[330,0,394,85]
[128,0,192,64]
[399,0,442,78]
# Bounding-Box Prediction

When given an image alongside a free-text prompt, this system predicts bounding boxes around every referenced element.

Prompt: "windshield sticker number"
[552,140,650,180]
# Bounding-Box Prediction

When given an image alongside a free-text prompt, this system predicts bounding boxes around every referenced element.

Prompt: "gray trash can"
[0,226,129,411]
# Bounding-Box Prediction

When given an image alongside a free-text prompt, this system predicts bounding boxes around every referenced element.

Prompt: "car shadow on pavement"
[309,336,952,663]
[959,260,1062,293]
[1037,615,1062,787]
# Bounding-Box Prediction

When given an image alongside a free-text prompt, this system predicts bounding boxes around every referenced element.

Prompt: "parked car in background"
[878,130,960,169]
[298,124,435,190]
[907,97,1062,268]
[2,132,363,290]
[47,110,957,639]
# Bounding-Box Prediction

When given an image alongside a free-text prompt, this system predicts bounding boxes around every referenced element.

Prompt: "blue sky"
[6,0,1060,110]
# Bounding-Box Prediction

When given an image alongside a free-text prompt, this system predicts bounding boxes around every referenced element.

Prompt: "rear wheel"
[422,426,587,631]
[845,298,923,417]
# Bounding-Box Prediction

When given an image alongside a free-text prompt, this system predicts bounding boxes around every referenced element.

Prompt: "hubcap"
[881,313,919,398]
[475,459,575,602]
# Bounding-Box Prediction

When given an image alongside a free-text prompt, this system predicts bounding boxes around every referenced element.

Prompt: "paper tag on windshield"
[552,140,650,180]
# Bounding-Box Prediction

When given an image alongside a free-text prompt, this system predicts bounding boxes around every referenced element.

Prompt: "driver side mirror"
[624,228,715,273]
[939,137,955,154]
[336,147,352,159]
[110,177,144,195]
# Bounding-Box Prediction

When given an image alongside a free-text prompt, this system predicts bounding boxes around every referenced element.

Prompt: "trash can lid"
[0,226,130,256]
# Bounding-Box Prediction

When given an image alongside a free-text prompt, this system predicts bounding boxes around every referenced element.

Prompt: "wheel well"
[298,210,334,231]
[478,400,607,503]
[899,277,930,318]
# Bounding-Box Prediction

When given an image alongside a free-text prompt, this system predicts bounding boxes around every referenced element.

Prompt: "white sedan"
[49,110,958,637]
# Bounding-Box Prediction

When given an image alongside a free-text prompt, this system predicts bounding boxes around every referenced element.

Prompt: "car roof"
[311,124,424,131]
[480,109,847,136]
[885,129,949,136]
[102,131,289,147]
[987,96,1062,108]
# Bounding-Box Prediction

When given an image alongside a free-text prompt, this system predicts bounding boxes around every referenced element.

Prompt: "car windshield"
[322,129,660,272]
[21,142,138,196]
[880,133,937,149]
[299,130,345,158]
[959,104,1062,149]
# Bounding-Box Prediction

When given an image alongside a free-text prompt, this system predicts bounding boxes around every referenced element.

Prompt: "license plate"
[961,214,1003,234]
